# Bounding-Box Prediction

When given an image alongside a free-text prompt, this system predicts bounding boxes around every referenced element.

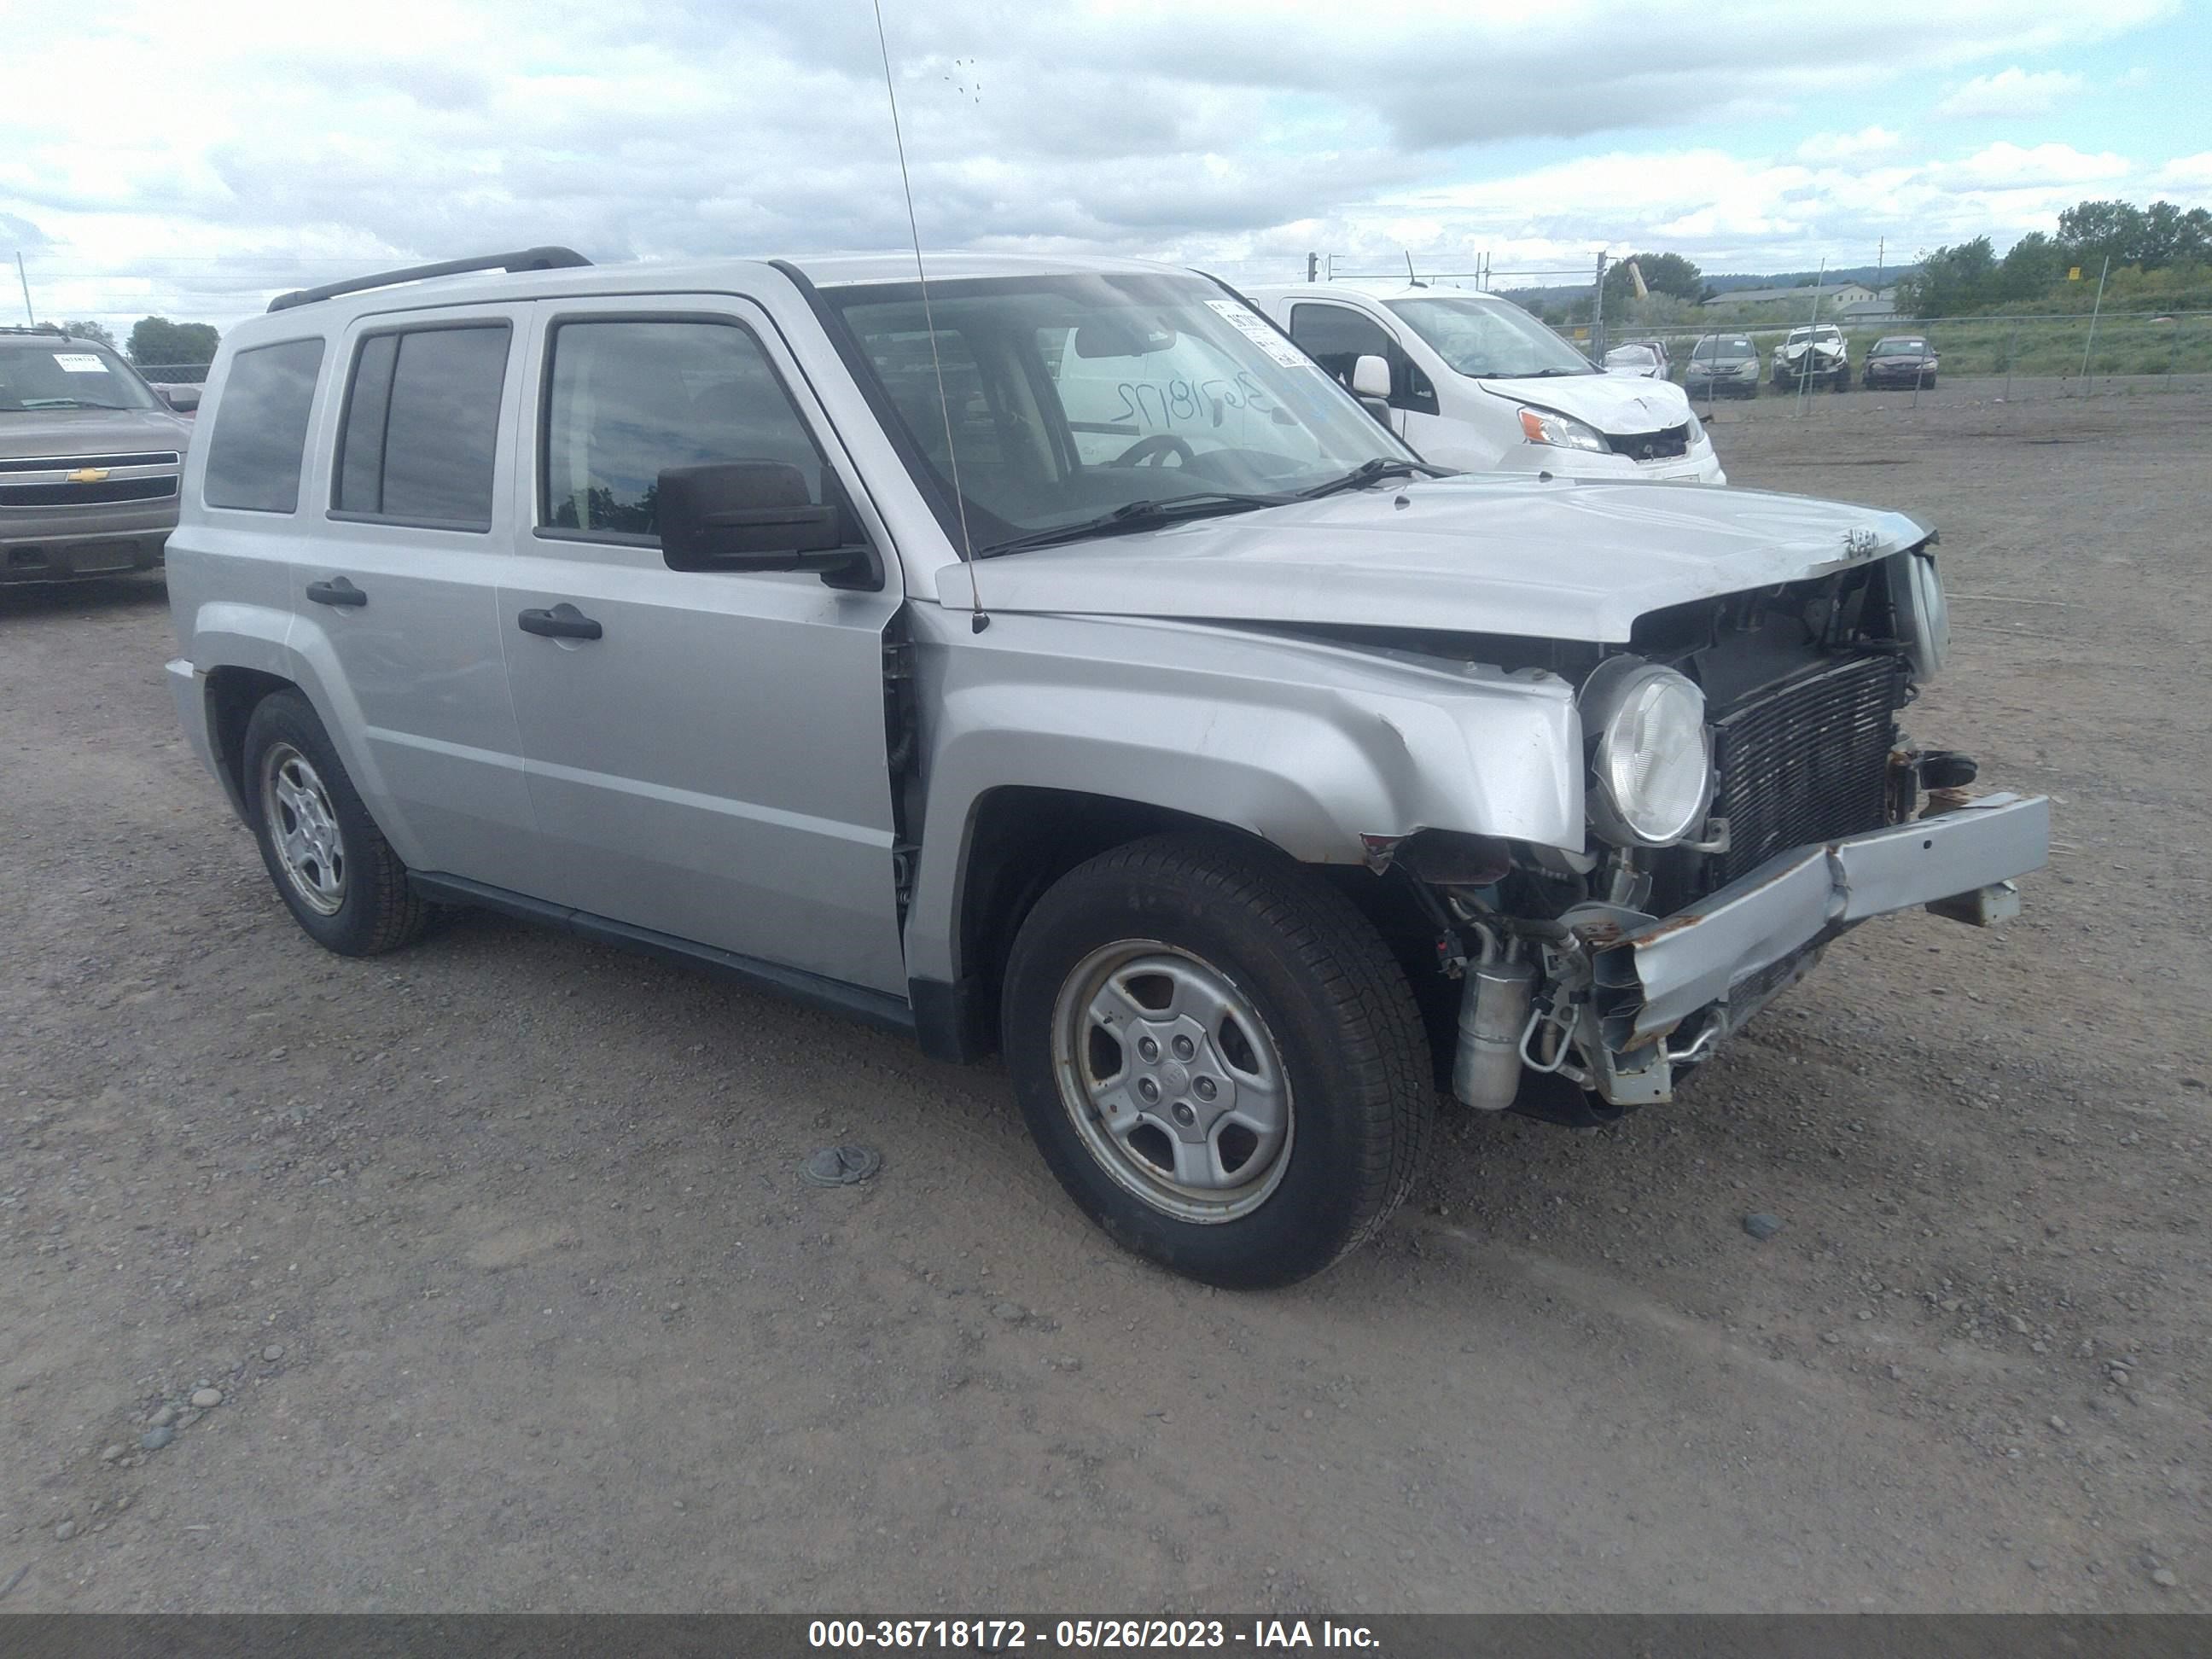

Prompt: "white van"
[1241,282,1725,485]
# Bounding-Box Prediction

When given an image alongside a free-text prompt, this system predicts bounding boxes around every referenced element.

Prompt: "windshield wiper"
[977,491,1290,558]
[1295,457,1449,498]
[21,398,124,410]
[1501,368,1590,380]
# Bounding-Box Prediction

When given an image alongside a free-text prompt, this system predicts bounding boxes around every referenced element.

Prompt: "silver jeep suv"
[3,325,195,583]
[165,247,2047,1286]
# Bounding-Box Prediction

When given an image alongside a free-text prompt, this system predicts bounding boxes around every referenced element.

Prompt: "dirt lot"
[3,390,2208,1614]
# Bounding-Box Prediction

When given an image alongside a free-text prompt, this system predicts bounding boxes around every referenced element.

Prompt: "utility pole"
[1591,250,1609,362]
[1306,252,1318,283]
[2079,254,2111,387]
[1795,259,1825,416]
[15,253,32,324]
[1874,237,1883,299]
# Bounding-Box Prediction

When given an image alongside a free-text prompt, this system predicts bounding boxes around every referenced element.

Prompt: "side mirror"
[1350,353,1391,399]
[160,384,201,412]
[656,462,879,587]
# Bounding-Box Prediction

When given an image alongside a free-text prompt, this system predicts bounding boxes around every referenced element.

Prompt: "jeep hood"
[941,475,1927,643]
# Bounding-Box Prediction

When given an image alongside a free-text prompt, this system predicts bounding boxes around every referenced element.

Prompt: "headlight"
[1580,656,1714,847]
[1890,546,1948,681]
[1517,405,1608,453]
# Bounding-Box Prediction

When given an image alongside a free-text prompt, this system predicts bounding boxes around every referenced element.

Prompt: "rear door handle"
[305,576,367,608]
[516,602,603,641]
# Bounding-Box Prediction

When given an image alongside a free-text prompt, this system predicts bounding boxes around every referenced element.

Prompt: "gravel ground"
[3,389,2207,1613]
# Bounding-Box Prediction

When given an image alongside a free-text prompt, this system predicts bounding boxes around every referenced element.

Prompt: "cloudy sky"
[3,0,2207,332]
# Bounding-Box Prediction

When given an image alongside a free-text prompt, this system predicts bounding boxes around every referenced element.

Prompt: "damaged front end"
[1399,543,2048,1118]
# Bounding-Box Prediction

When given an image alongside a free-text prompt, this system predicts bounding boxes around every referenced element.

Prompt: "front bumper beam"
[1592,792,2050,1052]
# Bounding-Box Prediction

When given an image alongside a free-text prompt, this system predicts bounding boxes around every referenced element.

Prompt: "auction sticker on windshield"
[53,353,108,373]
[1204,300,1313,370]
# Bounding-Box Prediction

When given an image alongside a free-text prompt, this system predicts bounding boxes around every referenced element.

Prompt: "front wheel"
[1001,833,1434,1288]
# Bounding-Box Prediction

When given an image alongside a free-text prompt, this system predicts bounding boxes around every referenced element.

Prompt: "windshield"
[1605,346,1656,366]
[0,343,161,412]
[1874,338,1928,355]
[828,272,1413,553]
[1382,295,1596,379]
[1691,336,1753,362]
[1785,327,1841,346]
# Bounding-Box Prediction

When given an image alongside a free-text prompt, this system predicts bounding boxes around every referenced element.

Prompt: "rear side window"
[203,339,324,513]
[539,317,828,541]
[333,324,509,529]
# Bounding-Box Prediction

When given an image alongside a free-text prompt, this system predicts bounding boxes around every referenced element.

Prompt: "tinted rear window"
[202,339,325,513]
[333,324,509,527]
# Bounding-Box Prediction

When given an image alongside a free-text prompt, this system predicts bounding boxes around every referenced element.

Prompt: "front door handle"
[517,602,603,641]
[305,576,368,608]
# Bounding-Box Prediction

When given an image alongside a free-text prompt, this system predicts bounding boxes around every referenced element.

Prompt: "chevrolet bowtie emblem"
[67,467,110,484]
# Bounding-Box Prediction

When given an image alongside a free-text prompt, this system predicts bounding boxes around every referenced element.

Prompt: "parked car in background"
[2,325,195,583]
[166,247,2044,1286]
[1243,282,1724,483]
[1685,335,1761,399]
[1771,323,1850,392]
[1863,335,1939,390]
[1602,343,1665,378]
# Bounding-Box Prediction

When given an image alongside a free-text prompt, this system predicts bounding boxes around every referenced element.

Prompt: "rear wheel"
[242,690,428,956]
[1001,833,1433,1288]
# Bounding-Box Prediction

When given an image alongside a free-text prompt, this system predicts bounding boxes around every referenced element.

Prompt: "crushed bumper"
[1592,792,2050,1052]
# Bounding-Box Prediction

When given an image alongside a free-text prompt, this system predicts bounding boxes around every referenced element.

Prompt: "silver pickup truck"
[164,247,2047,1287]
[3,326,195,583]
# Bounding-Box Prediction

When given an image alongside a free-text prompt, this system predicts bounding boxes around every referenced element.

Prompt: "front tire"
[242,690,428,956]
[1001,833,1434,1288]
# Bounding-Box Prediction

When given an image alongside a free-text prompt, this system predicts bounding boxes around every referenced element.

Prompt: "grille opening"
[1707,654,1907,888]
[1644,652,1908,914]
[0,477,178,507]
[0,451,181,474]
[1604,423,1690,462]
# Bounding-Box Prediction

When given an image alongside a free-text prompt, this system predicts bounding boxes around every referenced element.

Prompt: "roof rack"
[267,246,592,313]
[0,323,73,338]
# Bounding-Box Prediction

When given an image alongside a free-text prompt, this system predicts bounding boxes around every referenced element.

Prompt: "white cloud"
[1935,67,2085,119]
[0,0,2186,329]
[2151,152,2212,195]
[1937,142,2130,189]
[1797,127,1904,163]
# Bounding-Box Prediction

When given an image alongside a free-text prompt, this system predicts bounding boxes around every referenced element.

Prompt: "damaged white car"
[166,250,2045,1288]
[1772,323,1852,392]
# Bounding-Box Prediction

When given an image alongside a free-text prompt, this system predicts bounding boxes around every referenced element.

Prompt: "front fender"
[902,606,1582,983]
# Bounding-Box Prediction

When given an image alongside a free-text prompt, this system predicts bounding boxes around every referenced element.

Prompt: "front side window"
[202,338,324,514]
[540,318,828,540]
[829,272,1409,554]
[0,343,161,413]
[333,323,509,528]
[1287,303,1394,387]
[1383,296,1596,380]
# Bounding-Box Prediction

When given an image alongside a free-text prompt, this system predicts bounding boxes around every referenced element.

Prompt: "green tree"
[1604,252,1704,309]
[2138,200,2212,268]
[2057,198,2145,269]
[1897,236,1996,317]
[1995,232,2065,302]
[125,317,221,370]
[60,319,118,349]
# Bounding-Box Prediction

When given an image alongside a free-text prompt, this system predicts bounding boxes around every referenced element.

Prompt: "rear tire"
[1001,832,1434,1288]
[242,690,428,956]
